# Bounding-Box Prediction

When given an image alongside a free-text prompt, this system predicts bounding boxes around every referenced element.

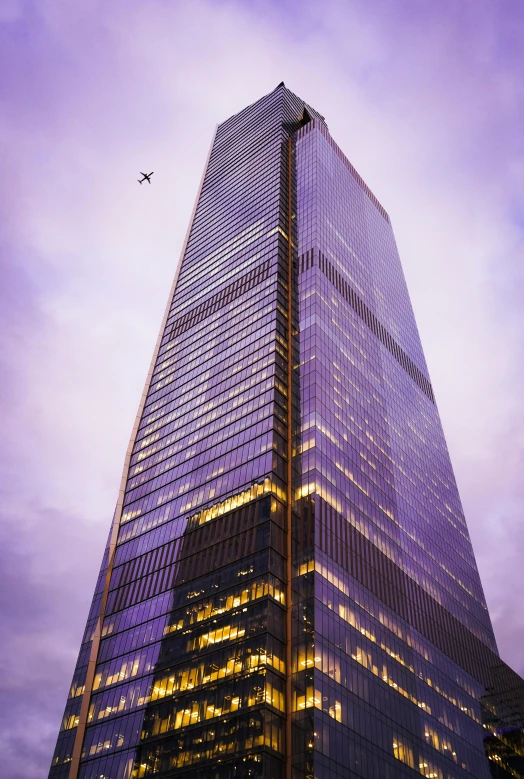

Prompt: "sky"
[1,0,523,776]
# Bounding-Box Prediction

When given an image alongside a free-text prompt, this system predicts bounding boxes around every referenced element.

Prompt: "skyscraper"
[49,84,518,779]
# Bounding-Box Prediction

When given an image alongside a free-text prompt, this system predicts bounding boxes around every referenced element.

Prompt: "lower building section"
[289,498,493,779]
[51,492,289,779]
[481,664,524,779]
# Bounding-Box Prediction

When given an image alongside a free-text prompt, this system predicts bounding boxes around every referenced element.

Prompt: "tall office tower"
[49,84,513,779]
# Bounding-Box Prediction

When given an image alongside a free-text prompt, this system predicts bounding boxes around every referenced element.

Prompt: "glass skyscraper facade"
[48,84,519,779]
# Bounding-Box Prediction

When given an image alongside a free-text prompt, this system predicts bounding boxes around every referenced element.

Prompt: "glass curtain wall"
[48,84,510,779]
[292,117,499,779]
[49,85,320,779]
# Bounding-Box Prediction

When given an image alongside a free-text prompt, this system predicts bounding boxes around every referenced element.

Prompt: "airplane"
[138,171,154,185]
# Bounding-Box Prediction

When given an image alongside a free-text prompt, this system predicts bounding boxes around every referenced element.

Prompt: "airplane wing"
[140,172,147,177]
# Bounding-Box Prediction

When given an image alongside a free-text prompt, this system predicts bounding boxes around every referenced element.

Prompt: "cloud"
[0,503,104,779]
[1,0,523,774]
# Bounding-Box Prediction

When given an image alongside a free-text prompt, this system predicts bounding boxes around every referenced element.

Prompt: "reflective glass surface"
[291,117,497,779]
[49,85,509,779]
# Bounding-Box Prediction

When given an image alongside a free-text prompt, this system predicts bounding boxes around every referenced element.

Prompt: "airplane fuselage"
[138,171,154,184]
